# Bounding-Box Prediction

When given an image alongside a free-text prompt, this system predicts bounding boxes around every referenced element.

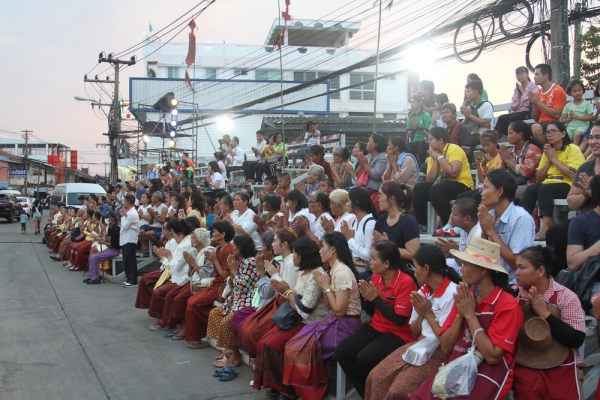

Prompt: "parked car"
[0,194,22,223]
[16,196,33,217]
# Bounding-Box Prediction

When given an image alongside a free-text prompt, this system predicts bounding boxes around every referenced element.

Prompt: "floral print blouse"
[221,257,259,315]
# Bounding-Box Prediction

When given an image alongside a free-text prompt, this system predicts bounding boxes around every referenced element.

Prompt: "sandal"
[149,321,168,331]
[218,366,237,381]
[534,231,546,241]
[212,356,229,367]
[170,333,186,341]
[162,331,177,338]
[213,368,225,377]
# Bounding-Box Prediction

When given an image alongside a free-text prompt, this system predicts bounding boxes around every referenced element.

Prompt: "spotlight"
[171,109,178,116]
[143,135,150,143]
[170,120,177,127]
[169,139,176,148]
[217,116,233,131]
[152,92,178,113]
[169,130,176,138]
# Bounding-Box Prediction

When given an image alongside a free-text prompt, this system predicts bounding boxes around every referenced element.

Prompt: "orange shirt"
[537,84,567,122]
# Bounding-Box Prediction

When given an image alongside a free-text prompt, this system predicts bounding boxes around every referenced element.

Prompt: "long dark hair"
[491,270,518,297]
[322,232,359,283]
[285,189,308,212]
[373,240,418,287]
[293,237,322,271]
[190,190,206,217]
[509,120,543,150]
[348,187,379,218]
[413,245,461,285]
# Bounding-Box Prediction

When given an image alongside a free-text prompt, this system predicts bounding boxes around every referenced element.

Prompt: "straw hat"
[515,303,570,369]
[449,237,507,274]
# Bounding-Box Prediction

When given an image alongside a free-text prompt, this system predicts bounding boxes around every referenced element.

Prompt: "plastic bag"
[431,329,483,399]
[402,336,440,366]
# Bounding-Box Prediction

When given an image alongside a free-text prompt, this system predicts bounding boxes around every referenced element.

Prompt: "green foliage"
[576,25,600,89]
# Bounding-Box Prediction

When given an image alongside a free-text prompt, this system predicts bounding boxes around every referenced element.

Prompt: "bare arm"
[567,242,600,271]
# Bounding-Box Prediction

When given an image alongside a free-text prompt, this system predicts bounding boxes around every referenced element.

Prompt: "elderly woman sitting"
[206,233,259,367]
[147,218,197,331]
[160,228,215,340]
[321,189,356,233]
[331,146,354,189]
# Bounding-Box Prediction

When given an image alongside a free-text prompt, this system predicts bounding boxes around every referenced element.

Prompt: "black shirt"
[107,223,121,250]
[374,212,420,257]
[572,157,598,214]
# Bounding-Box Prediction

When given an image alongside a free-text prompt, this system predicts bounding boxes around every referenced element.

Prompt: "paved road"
[0,218,266,400]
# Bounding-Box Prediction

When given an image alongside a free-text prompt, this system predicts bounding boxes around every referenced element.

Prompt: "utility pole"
[95,53,136,183]
[550,0,571,87]
[573,2,582,78]
[21,130,31,196]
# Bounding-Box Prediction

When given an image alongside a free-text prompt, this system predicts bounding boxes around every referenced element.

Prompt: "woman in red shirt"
[335,240,418,398]
[308,145,334,183]
[411,237,523,400]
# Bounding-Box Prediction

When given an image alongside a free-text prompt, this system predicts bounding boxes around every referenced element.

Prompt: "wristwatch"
[323,288,332,294]
[437,155,445,162]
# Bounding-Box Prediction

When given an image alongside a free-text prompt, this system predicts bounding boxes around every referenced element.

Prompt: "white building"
[130,18,410,165]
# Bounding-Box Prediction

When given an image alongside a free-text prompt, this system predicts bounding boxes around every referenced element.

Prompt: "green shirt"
[274,142,287,157]
[411,111,433,142]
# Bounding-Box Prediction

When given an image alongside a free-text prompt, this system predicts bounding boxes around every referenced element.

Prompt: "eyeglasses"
[545,129,561,136]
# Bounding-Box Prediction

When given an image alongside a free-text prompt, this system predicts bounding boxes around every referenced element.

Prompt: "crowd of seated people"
[39,63,600,398]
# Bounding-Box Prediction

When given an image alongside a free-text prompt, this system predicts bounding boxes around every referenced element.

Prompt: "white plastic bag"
[431,329,483,399]
[402,336,440,366]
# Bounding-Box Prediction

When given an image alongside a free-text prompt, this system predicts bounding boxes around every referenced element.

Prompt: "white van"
[50,183,106,207]
[0,190,22,196]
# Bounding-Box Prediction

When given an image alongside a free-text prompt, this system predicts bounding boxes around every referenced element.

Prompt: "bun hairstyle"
[322,232,359,283]
[275,227,298,249]
[413,245,461,285]
[380,181,413,212]
[518,245,560,277]
[169,217,193,236]
[333,146,351,161]
[373,240,419,287]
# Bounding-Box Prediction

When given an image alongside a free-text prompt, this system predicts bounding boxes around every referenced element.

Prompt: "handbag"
[271,300,303,330]
[267,154,283,163]
[433,146,449,185]
[355,169,369,187]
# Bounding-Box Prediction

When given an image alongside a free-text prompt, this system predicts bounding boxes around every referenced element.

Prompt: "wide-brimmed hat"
[515,303,570,369]
[449,237,506,274]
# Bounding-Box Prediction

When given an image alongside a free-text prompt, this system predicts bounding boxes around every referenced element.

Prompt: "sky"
[0,0,579,175]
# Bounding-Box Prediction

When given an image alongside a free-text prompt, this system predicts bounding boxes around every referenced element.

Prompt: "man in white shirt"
[146,163,159,180]
[226,136,245,173]
[434,197,481,274]
[242,130,267,182]
[460,80,493,149]
[119,194,140,287]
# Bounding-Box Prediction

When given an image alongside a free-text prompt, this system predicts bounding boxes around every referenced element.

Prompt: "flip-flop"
[163,331,177,338]
[213,369,224,377]
[170,333,186,341]
[218,367,237,381]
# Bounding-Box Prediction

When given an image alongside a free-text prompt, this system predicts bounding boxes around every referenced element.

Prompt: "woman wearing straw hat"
[512,245,586,399]
[411,237,523,400]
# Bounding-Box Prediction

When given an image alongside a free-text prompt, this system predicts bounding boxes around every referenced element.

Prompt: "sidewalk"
[0,221,263,400]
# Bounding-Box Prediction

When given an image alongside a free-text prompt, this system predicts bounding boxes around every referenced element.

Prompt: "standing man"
[461,80,494,149]
[529,63,567,144]
[226,136,245,173]
[147,163,159,180]
[119,194,140,287]
[83,211,121,285]
[243,130,267,182]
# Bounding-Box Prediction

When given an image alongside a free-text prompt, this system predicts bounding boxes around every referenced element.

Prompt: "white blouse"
[347,213,376,263]
[211,172,226,189]
[230,208,261,247]
[168,236,198,286]
[334,211,356,232]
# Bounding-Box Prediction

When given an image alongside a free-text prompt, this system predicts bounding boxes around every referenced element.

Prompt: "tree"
[576,25,600,89]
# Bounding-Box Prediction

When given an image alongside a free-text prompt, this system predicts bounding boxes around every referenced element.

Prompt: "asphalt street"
[0,217,267,400]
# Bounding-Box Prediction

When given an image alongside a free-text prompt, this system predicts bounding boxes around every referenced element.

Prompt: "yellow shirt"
[427,143,474,189]
[537,143,585,185]
[84,222,97,241]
